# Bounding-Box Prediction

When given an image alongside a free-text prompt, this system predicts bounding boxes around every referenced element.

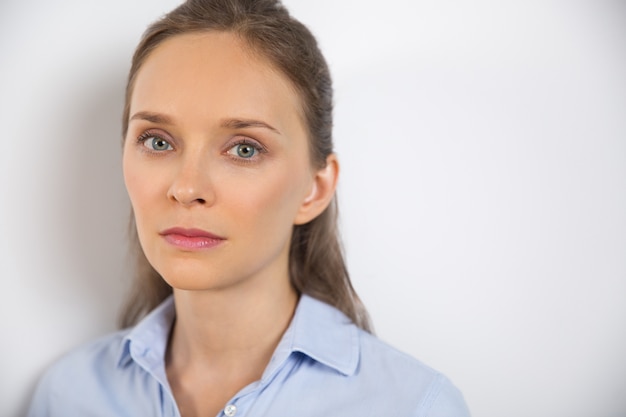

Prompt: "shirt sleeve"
[422,375,472,417]
[26,368,55,417]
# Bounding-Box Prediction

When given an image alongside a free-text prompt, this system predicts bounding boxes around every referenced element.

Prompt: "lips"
[160,227,225,250]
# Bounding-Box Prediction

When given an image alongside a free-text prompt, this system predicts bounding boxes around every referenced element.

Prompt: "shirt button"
[224,404,237,417]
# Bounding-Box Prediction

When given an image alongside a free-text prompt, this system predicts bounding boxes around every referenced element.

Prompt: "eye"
[137,132,173,152]
[226,141,265,160]
[144,136,173,151]
[232,143,256,158]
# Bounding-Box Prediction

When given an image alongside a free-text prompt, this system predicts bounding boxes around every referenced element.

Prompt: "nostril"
[167,183,212,206]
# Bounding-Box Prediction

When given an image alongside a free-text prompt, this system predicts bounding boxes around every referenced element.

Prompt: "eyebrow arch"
[129,112,280,134]
[129,111,173,125]
[221,118,281,134]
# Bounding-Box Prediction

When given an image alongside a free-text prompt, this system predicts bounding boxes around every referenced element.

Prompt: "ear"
[294,154,339,225]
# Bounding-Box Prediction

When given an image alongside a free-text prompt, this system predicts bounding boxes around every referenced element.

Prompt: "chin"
[160,271,225,292]
[155,265,245,293]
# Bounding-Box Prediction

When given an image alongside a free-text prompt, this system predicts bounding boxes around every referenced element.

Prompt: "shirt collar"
[117,297,175,371]
[283,295,359,376]
[116,294,360,377]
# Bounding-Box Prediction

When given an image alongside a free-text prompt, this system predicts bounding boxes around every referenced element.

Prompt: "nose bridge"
[169,146,214,205]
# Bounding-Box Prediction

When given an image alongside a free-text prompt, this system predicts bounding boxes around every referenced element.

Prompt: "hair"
[119,0,371,332]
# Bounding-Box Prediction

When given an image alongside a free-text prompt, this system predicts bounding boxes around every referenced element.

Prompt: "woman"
[29,0,471,416]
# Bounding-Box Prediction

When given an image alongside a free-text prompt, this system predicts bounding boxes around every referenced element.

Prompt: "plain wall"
[1,1,625,416]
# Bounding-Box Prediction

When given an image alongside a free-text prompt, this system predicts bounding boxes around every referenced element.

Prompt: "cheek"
[228,163,311,230]
[122,152,143,209]
[122,151,162,220]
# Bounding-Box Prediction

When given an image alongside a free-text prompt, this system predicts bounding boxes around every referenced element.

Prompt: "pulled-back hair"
[119,0,371,331]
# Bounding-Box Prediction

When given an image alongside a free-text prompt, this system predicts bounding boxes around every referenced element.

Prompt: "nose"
[167,154,215,206]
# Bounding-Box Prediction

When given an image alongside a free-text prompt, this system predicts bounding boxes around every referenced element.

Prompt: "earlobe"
[294,154,339,225]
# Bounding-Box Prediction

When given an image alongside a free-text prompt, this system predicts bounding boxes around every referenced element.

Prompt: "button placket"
[224,404,237,417]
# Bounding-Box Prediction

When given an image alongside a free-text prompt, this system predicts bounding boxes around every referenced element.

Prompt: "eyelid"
[228,136,267,152]
[224,136,268,163]
[136,129,176,150]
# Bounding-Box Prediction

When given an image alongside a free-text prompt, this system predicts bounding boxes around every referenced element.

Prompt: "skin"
[123,31,338,417]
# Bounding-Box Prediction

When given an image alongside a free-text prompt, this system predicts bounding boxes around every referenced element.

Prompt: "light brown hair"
[119,0,371,332]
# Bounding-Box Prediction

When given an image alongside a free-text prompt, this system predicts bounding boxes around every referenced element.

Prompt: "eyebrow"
[129,112,281,135]
[129,111,173,125]
[220,118,281,134]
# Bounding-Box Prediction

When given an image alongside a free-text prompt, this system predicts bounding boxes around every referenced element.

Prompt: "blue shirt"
[28,295,471,417]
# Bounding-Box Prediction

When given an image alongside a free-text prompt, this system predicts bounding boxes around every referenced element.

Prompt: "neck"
[167,276,298,374]
[164,274,298,417]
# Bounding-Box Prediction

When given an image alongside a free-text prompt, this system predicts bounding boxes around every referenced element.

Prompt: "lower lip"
[162,234,225,250]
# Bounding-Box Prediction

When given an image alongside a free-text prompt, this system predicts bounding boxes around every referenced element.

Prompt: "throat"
[165,288,298,417]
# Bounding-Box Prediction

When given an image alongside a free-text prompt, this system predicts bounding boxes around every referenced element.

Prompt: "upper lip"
[160,227,225,239]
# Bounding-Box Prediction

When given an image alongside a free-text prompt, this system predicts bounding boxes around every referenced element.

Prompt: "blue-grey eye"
[144,137,172,151]
[230,143,257,158]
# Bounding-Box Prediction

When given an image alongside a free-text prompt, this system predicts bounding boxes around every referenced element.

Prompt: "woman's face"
[123,32,329,292]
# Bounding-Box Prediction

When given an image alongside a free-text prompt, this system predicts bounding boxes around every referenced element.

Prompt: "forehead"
[129,31,304,133]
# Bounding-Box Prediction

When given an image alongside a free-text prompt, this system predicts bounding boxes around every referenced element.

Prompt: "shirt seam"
[415,373,446,417]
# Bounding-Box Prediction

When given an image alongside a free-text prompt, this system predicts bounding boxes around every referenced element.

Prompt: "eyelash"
[226,138,268,163]
[134,131,267,162]
[136,130,173,152]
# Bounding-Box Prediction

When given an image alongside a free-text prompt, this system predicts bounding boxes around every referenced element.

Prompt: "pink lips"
[160,227,225,250]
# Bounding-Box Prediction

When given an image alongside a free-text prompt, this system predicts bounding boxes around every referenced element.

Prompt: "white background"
[1,1,625,416]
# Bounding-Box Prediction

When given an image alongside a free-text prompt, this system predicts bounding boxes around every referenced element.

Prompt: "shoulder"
[27,330,131,416]
[357,329,440,385]
[27,297,175,416]
[354,329,471,417]
[41,329,128,382]
[290,295,470,416]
